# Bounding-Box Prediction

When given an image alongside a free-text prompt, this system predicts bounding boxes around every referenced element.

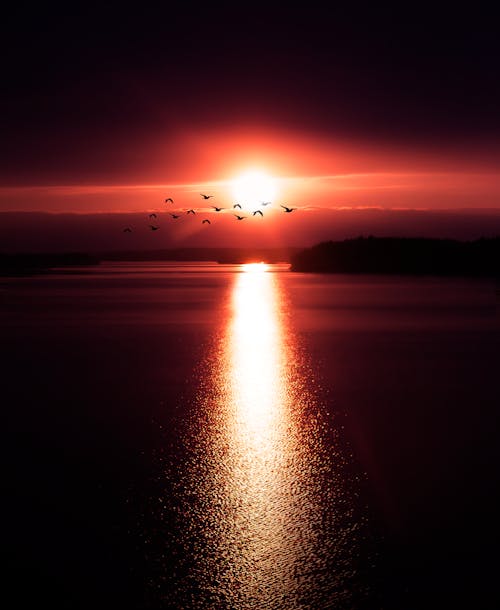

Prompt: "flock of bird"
[122,193,296,233]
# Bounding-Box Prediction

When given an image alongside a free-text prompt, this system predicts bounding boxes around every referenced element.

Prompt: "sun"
[231,170,278,207]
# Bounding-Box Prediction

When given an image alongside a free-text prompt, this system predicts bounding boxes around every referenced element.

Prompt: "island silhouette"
[2,238,499,276]
[0,252,100,276]
[291,236,500,276]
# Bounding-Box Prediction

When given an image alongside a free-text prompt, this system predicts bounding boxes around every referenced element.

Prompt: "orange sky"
[1,129,499,215]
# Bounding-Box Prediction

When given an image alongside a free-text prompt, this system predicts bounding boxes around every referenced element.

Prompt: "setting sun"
[231,170,278,207]
[243,262,268,273]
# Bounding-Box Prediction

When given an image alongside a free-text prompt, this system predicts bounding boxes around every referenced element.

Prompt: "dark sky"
[2,3,499,186]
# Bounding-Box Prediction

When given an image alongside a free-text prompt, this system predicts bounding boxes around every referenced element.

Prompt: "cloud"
[2,208,500,254]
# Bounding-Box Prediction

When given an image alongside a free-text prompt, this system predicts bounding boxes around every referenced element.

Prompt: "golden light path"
[156,264,362,608]
[223,263,302,605]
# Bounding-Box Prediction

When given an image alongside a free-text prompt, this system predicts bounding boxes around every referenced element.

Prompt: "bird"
[123,227,132,232]
[212,206,225,212]
[200,194,213,200]
[186,209,196,215]
[202,219,211,225]
[280,205,295,213]
[149,213,157,219]
[252,210,263,217]
[170,213,180,219]
[233,203,242,209]
[165,198,174,204]
[261,201,272,206]
[149,225,159,231]
[234,215,246,220]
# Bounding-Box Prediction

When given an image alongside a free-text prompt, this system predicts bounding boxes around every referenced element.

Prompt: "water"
[2,262,499,609]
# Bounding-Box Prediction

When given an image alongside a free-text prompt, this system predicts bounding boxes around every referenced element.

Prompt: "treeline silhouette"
[99,247,298,263]
[0,252,100,275]
[0,248,298,275]
[291,237,500,276]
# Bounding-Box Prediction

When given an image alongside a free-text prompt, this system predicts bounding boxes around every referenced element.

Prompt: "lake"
[2,262,499,609]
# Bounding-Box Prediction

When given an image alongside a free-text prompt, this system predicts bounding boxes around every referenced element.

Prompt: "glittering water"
[3,262,499,608]
[149,264,365,609]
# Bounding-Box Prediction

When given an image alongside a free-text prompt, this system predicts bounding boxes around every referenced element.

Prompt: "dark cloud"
[2,209,500,253]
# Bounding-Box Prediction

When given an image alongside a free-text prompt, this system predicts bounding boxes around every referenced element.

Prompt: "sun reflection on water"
[223,264,298,603]
[152,264,364,608]
[230,262,281,443]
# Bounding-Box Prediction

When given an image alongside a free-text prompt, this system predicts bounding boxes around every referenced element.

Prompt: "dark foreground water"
[2,263,499,609]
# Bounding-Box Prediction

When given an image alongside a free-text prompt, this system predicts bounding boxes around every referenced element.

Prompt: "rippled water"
[147,264,368,608]
[3,262,498,609]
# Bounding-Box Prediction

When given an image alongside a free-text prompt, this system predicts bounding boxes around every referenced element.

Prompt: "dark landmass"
[291,236,500,276]
[0,248,297,276]
[0,252,101,276]
[98,247,298,264]
[5,239,499,276]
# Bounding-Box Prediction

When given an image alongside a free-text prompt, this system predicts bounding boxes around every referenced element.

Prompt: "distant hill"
[0,252,100,276]
[97,247,298,263]
[291,237,500,276]
[0,247,298,275]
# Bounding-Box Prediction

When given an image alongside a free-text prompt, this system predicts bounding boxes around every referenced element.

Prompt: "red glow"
[1,127,499,252]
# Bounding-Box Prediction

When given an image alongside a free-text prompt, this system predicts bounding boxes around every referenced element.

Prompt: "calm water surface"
[2,262,499,609]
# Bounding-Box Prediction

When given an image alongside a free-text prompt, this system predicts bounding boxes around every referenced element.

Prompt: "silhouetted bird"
[123,227,132,232]
[261,201,272,206]
[280,205,295,213]
[202,219,211,225]
[149,213,157,219]
[170,214,180,219]
[252,210,263,217]
[212,206,225,212]
[234,215,246,220]
[149,225,159,231]
[233,203,242,209]
[165,198,174,204]
[186,209,196,215]
[200,194,213,200]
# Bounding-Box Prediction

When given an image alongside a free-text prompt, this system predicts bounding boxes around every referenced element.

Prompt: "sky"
[1,3,499,249]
